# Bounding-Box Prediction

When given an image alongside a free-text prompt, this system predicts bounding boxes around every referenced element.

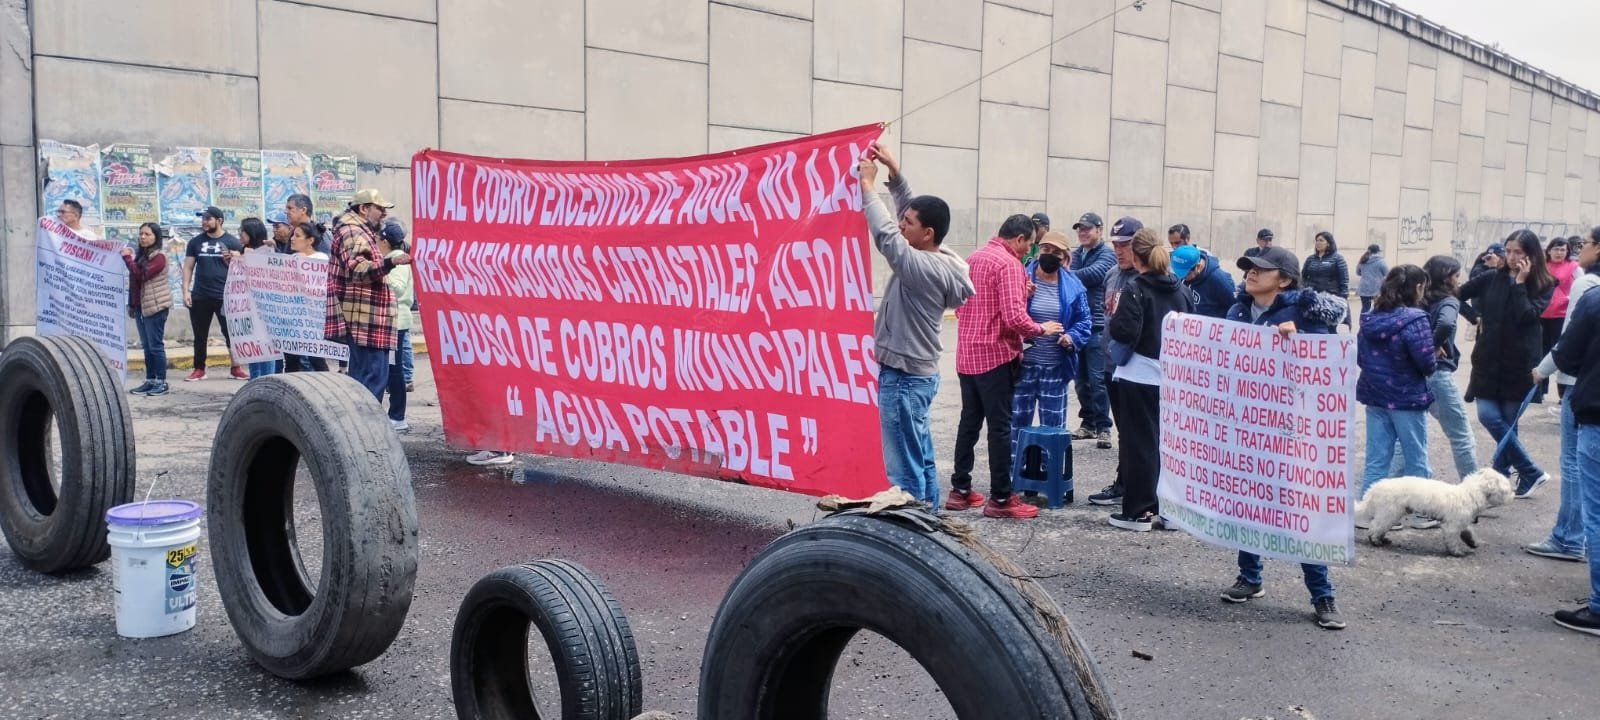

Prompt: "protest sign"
[1157,315,1358,566]
[223,250,281,365]
[411,124,886,497]
[34,217,127,375]
[100,144,159,225]
[236,251,348,361]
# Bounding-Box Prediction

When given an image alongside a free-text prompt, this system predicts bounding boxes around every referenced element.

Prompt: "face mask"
[1037,254,1062,273]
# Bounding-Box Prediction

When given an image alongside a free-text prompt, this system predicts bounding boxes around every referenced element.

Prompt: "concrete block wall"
[4,0,1600,341]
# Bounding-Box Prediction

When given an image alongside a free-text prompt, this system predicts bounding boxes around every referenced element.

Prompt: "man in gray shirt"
[858,143,975,509]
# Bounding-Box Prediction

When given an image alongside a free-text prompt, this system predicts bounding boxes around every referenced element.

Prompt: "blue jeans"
[248,360,277,378]
[1390,372,1479,479]
[400,333,415,384]
[1362,406,1430,495]
[1237,551,1334,604]
[348,344,390,401]
[385,330,409,422]
[1579,424,1600,613]
[879,366,941,507]
[134,310,168,382]
[1476,398,1544,479]
[1011,363,1068,456]
[1075,330,1111,431]
[1544,393,1586,554]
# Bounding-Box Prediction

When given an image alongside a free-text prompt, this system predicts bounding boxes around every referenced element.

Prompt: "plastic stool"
[1011,426,1073,508]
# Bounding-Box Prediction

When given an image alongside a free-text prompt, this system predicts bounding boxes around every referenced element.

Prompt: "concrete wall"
[4,0,1600,341]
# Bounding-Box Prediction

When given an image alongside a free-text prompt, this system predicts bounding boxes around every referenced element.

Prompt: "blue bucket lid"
[106,500,202,526]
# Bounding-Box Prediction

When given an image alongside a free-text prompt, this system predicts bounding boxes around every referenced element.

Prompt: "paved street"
[0,322,1591,720]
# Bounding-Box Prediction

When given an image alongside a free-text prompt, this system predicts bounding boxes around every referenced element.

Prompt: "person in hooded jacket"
[1390,256,1477,481]
[1105,227,1191,532]
[1303,231,1351,327]
[1357,265,1438,497]
[1175,245,1236,318]
[1458,229,1556,497]
[1011,231,1092,458]
[1219,246,1349,630]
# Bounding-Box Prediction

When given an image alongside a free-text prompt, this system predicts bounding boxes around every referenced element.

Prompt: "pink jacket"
[1543,260,1583,319]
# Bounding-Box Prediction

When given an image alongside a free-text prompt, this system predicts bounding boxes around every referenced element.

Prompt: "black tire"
[451,560,644,720]
[697,512,1118,719]
[0,336,136,573]
[207,373,418,679]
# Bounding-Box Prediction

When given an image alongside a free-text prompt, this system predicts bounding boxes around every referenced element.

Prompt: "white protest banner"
[223,250,279,364]
[34,216,128,376]
[239,251,347,361]
[1157,314,1358,566]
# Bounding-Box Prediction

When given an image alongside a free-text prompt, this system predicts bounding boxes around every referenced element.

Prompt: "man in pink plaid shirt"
[947,215,1065,519]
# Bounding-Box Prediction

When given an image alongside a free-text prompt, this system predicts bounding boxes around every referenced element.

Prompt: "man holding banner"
[858,144,974,510]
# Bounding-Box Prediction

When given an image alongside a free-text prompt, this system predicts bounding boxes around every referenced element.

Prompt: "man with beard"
[326,189,412,399]
[182,205,246,381]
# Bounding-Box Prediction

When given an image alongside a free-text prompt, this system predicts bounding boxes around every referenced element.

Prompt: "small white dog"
[1353,469,1514,556]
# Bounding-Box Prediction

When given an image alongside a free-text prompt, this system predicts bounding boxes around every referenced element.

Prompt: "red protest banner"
[411,124,888,497]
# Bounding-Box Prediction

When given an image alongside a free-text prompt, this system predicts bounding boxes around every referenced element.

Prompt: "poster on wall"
[157,147,212,226]
[262,149,311,218]
[211,148,264,224]
[310,154,357,223]
[99,144,159,225]
[39,140,103,230]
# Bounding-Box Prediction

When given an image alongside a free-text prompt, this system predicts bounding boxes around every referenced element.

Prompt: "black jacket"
[1109,271,1192,361]
[1457,270,1553,403]
[1555,287,1600,425]
[1425,295,1463,373]
[1302,249,1350,297]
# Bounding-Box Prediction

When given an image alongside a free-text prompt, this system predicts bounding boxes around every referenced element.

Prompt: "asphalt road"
[0,322,1591,720]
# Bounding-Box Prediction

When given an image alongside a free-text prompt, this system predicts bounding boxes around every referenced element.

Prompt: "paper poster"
[239,251,347,361]
[157,147,212,226]
[1156,315,1359,566]
[223,250,281,364]
[99,144,159,225]
[40,140,103,230]
[310,154,357,224]
[262,150,311,219]
[34,216,128,375]
[211,148,264,224]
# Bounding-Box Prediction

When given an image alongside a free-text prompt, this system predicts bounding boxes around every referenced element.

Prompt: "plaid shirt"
[325,211,396,350]
[955,237,1043,374]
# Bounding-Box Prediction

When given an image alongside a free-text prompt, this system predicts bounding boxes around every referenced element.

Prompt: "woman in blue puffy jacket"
[1356,265,1437,496]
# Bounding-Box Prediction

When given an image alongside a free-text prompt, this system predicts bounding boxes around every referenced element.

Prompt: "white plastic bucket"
[105,499,203,638]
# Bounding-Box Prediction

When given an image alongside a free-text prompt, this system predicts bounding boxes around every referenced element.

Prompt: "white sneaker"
[390,419,410,433]
[466,450,515,466]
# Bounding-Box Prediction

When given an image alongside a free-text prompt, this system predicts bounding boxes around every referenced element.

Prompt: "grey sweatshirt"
[864,174,975,376]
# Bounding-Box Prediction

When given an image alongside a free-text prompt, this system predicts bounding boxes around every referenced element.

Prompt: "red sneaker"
[944,488,986,511]
[184,368,206,382]
[230,365,248,380]
[982,497,1040,519]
